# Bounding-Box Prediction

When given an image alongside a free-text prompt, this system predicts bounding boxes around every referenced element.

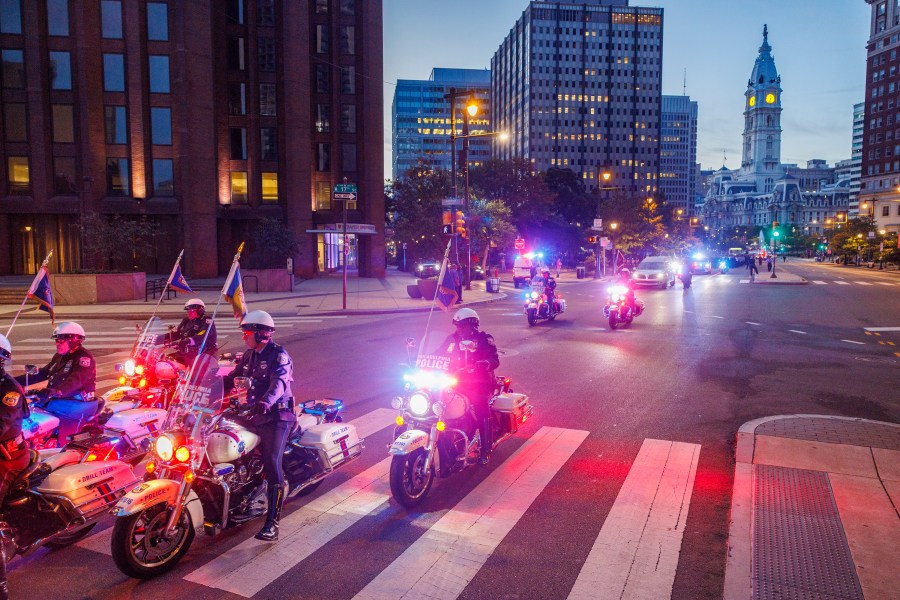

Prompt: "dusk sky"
[382,0,870,180]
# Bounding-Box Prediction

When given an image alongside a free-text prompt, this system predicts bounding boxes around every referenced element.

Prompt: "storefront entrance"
[317,233,358,273]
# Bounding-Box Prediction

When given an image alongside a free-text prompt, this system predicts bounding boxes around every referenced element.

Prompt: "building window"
[47,0,69,36]
[103,53,125,92]
[101,0,123,39]
[7,156,29,193]
[258,0,275,25]
[884,205,891,217]
[258,37,276,72]
[49,51,72,89]
[230,171,248,204]
[152,158,174,196]
[104,106,127,144]
[53,156,77,194]
[147,2,168,40]
[342,143,357,173]
[0,0,22,34]
[229,82,246,115]
[316,25,329,54]
[315,0,328,14]
[150,107,172,145]
[3,102,26,142]
[261,172,278,202]
[316,143,330,171]
[2,49,25,89]
[106,157,130,196]
[226,0,244,24]
[227,37,245,70]
[260,127,277,161]
[339,26,355,55]
[148,55,170,93]
[316,64,330,93]
[230,128,247,160]
[259,83,276,116]
[341,66,355,94]
[316,104,330,132]
[341,104,356,133]
[315,180,331,210]
[51,104,74,143]
[340,0,355,16]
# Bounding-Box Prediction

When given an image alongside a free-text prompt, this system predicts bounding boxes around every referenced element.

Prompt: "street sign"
[593,218,603,229]
[600,237,610,248]
[514,238,525,250]
[402,242,407,250]
[333,183,357,194]
[868,231,876,238]
[441,197,464,207]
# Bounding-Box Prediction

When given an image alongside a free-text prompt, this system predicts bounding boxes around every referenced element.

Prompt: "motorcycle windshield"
[163,353,224,435]
[132,316,168,365]
[404,322,460,391]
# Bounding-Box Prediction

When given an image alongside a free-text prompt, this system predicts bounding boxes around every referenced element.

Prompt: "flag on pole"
[436,259,459,311]
[222,260,247,319]
[27,265,55,326]
[168,264,192,293]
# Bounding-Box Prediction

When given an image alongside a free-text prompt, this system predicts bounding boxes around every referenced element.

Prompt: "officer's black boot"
[479,417,492,466]
[255,483,284,542]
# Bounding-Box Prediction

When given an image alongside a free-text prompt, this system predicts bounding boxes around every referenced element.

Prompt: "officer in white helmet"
[0,334,29,599]
[438,308,500,465]
[15,321,98,444]
[167,298,217,365]
[223,310,295,542]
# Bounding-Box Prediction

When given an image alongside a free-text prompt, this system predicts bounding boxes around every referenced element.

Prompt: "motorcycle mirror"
[406,337,417,348]
[25,364,39,375]
[114,362,123,372]
[234,377,251,392]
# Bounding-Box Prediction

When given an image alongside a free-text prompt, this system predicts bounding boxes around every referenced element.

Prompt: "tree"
[387,165,454,265]
[599,193,667,256]
[467,198,517,272]
[246,218,298,268]
[81,214,160,272]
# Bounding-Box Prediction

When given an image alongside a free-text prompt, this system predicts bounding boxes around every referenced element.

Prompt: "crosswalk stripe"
[835,281,850,285]
[856,282,874,286]
[354,426,589,600]
[81,408,397,560]
[876,282,894,286]
[739,280,749,284]
[813,280,827,284]
[568,439,700,600]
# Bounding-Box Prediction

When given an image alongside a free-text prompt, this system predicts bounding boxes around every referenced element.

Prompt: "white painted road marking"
[568,439,700,600]
[835,281,850,285]
[876,282,894,286]
[813,280,827,284]
[856,282,874,286]
[745,322,761,326]
[712,315,724,319]
[864,327,900,332]
[354,427,589,600]
[788,330,807,334]
[841,340,866,345]
[740,279,749,283]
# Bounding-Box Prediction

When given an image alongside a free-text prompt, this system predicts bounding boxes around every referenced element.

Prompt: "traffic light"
[588,236,597,243]
[772,221,779,229]
[441,224,452,235]
[456,211,467,239]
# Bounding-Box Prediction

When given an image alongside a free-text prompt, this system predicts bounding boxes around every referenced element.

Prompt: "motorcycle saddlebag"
[21,410,60,442]
[556,299,566,313]
[492,393,528,413]
[36,461,138,518]
[297,423,361,470]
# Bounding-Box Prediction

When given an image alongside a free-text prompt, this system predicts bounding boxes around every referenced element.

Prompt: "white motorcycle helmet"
[52,321,86,341]
[241,310,275,343]
[452,307,480,328]
[0,333,11,365]
[184,298,205,311]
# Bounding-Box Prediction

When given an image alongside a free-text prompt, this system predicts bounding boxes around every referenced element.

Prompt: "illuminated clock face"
[749,96,756,107]
[765,93,776,104]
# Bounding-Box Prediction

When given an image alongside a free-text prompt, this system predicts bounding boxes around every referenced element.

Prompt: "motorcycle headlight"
[155,435,174,462]
[124,359,136,377]
[391,396,403,410]
[530,291,538,299]
[408,393,430,417]
[174,446,191,463]
[432,401,444,416]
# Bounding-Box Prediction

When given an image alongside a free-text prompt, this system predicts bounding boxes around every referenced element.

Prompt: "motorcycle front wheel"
[110,503,195,579]
[389,449,434,509]
[526,308,537,326]
[608,312,618,329]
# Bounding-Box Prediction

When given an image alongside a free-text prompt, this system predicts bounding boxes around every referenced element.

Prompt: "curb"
[723,414,900,600]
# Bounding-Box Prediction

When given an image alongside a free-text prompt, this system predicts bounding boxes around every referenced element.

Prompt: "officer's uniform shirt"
[16,346,96,399]
[440,329,500,388]
[170,315,217,357]
[225,340,294,419]
[0,374,27,443]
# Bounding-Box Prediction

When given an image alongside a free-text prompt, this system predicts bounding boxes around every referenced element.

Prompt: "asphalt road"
[6,261,900,600]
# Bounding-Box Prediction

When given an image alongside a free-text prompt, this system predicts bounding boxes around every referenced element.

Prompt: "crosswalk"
[7,315,347,393]
[735,278,899,286]
[70,407,704,600]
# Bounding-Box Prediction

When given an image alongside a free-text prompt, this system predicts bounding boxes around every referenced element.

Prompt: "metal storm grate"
[753,465,864,600]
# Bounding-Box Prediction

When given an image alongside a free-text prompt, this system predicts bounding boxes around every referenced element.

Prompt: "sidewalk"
[725,415,900,599]
[0,268,508,320]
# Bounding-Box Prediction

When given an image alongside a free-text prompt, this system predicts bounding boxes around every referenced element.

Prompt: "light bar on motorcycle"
[408,392,430,417]
[124,359,136,376]
[530,291,538,299]
[135,364,145,375]
[403,370,457,390]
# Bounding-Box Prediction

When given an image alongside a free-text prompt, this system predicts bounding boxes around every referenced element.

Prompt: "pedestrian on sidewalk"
[766,256,773,272]
[782,254,786,263]
[748,259,758,282]
[448,263,462,304]
[556,258,562,278]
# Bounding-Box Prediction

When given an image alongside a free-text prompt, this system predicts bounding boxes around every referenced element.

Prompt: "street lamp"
[770,230,779,278]
[594,168,614,279]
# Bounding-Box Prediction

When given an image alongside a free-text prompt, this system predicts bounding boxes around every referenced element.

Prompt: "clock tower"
[741,25,783,188]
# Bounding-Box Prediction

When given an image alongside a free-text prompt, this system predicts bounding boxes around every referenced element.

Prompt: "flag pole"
[422,239,453,349]
[5,251,53,337]
[149,249,184,320]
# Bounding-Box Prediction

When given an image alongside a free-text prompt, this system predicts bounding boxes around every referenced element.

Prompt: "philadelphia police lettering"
[415,354,451,371]
[182,384,213,408]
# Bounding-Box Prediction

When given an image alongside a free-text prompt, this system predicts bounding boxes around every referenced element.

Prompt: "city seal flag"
[436,261,459,311]
[168,264,192,293]
[27,266,55,323]
[222,263,247,319]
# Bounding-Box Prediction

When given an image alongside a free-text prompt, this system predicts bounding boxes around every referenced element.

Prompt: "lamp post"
[462,96,478,290]
[595,168,613,279]
[770,230,779,278]
[445,88,482,289]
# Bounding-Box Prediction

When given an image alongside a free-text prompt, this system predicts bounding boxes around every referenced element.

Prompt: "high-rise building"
[0,0,384,278]
[490,0,663,193]
[861,1,900,233]
[660,95,698,216]
[392,69,491,180]
[849,102,864,216]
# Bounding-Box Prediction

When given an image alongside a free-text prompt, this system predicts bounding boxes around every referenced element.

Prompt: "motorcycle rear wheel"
[389,449,434,509]
[45,523,97,549]
[111,503,194,579]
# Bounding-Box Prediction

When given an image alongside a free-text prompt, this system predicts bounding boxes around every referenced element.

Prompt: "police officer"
[168,299,217,365]
[16,322,98,444]
[223,310,296,542]
[439,308,500,465]
[539,268,557,308]
[618,268,638,315]
[0,334,29,600]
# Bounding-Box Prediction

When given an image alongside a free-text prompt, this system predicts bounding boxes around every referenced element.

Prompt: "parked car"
[414,260,441,278]
[632,256,677,289]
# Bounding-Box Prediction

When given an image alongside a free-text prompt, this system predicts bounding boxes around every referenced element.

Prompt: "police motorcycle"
[523,279,566,327]
[20,370,104,451]
[388,327,533,508]
[110,353,362,578]
[603,284,644,330]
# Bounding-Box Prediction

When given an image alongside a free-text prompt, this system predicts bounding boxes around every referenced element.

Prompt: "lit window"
[261,172,278,202]
[7,156,29,192]
[315,181,331,210]
[230,171,248,204]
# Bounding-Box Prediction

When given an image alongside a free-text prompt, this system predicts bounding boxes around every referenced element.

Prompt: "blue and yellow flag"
[168,264,192,293]
[27,266,55,326]
[222,262,247,319]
